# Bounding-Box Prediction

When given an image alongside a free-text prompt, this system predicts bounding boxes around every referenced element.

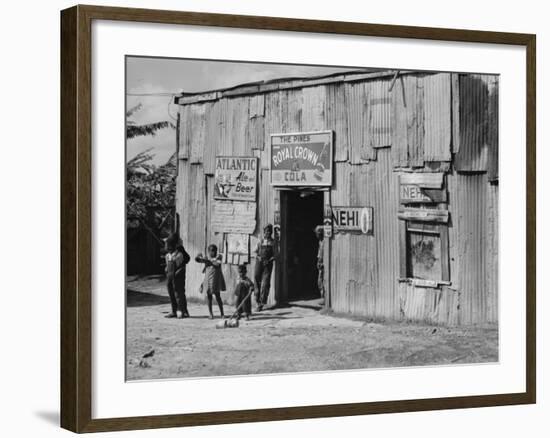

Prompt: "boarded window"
[408,229,442,281]
[400,220,450,283]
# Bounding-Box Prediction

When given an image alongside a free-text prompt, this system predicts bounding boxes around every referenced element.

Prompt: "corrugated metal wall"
[175,71,499,325]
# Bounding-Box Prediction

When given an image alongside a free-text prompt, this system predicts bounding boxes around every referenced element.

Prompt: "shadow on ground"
[127,289,171,307]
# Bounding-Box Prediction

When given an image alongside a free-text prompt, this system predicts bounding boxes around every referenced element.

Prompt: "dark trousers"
[317,265,325,298]
[167,275,188,315]
[254,261,273,305]
[236,290,252,316]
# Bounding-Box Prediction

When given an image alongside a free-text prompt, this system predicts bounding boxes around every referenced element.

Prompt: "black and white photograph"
[125,57,499,381]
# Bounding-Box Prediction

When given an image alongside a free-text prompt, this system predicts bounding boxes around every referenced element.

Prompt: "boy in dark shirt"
[164,234,190,319]
[233,264,254,320]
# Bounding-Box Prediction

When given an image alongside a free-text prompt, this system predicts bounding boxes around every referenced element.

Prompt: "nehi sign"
[270,131,333,186]
[332,206,373,234]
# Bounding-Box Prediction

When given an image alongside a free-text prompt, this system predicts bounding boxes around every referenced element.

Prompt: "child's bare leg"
[207,293,214,319]
[215,292,224,318]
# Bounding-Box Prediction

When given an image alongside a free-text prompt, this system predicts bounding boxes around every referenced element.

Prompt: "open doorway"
[280,190,324,302]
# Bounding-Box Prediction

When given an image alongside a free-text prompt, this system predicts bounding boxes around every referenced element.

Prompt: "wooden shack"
[174,69,499,326]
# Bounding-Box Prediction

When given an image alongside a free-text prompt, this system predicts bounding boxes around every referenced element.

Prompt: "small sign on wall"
[211,201,256,234]
[400,185,447,204]
[399,173,446,204]
[332,206,373,234]
[223,233,250,265]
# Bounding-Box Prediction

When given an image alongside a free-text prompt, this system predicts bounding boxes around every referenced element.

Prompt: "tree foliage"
[126,103,176,236]
[126,120,174,139]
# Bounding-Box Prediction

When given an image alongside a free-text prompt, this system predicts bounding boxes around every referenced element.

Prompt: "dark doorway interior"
[282,191,324,301]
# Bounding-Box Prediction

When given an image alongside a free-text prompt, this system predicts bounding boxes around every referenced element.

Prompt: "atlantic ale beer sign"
[214,156,258,201]
[270,131,333,186]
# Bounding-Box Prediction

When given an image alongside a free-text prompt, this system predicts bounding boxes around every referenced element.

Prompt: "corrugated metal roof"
[175,69,399,105]
[455,74,491,172]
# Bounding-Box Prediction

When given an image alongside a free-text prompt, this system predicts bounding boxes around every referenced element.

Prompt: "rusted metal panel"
[325,83,348,162]
[246,94,265,151]
[261,89,303,169]
[246,113,265,151]
[178,105,190,159]
[203,101,220,175]
[366,79,392,149]
[345,82,372,164]
[205,176,222,253]
[361,82,377,161]
[398,283,460,325]
[302,86,326,131]
[230,97,250,156]
[451,73,460,153]
[258,169,275,236]
[189,103,207,164]
[424,73,452,162]
[262,92,283,169]
[248,94,265,119]
[455,74,490,172]
[391,75,408,167]
[392,75,424,167]
[373,148,400,318]
[447,172,488,324]
[283,88,303,132]
[348,163,377,317]
[400,172,444,188]
[485,182,499,323]
[217,98,231,156]
[332,148,397,318]
[215,96,250,157]
[329,162,351,313]
[180,164,207,300]
[175,159,187,228]
[487,76,499,182]
[406,75,425,168]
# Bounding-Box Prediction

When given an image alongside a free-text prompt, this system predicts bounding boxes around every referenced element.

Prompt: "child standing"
[233,264,254,320]
[195,244,226,319]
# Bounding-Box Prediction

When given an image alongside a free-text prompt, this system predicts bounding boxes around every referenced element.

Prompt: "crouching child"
[233,264,254,320]
[195,244,226,319]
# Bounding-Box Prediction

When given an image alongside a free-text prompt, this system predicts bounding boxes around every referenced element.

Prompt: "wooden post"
[323,191,332,310]
[273,190,282,304]
[399,219,408,279]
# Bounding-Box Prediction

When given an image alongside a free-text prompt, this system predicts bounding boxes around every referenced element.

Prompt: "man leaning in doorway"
[254,224,277,311]
[314,225,325,305]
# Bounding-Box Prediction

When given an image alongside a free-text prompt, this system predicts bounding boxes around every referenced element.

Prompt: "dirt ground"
[126,276,498,381]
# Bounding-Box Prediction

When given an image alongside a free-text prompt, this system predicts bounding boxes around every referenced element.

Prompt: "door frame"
[275,188,331,306]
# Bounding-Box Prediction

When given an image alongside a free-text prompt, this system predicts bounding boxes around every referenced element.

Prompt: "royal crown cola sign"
[270,131,333,187]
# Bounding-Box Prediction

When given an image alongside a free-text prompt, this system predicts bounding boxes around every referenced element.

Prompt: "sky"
[126,57,364,165]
